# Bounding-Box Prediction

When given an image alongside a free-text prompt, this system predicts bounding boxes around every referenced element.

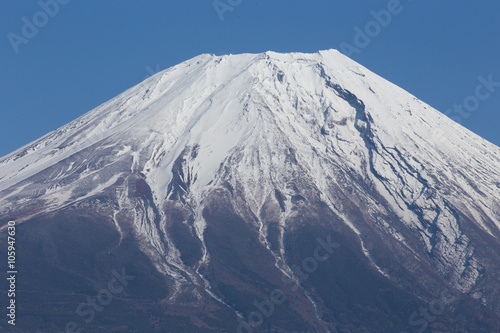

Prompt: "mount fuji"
[1,50,500,332]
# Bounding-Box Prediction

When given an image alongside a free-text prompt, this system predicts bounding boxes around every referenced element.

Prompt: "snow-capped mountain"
[1,50,500,332]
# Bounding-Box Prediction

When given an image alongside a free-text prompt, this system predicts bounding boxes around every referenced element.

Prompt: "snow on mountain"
[1,49,500,332]
[2,50,499,240]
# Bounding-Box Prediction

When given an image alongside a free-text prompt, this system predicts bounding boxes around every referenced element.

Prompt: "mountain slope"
[1,50,500,332]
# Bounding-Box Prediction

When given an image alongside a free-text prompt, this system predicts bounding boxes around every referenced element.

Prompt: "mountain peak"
[1,50,500,332]
[1,50,498,216]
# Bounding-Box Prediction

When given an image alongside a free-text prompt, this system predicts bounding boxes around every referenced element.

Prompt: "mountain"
[1,50,500,332]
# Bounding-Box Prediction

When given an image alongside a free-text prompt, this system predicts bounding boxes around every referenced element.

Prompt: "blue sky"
[1,1,499,157]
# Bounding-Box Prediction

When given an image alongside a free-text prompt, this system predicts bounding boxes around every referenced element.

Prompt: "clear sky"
[1,1,499,157]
